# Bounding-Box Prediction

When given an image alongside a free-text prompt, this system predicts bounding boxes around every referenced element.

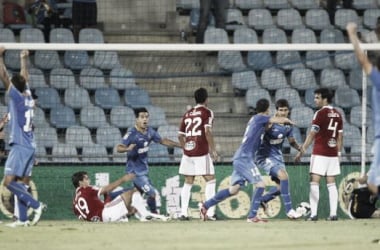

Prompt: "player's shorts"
[102,195,129,222]
[133,175,157,196]
[230,157,262,186]
[179,154,215,176]
[368,139,380,186]
[309,154,340,176]
[256,157,286,176]
[4,144,35,177]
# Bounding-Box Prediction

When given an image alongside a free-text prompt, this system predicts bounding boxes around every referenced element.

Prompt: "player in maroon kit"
[295,88,343,221]
[72,171,169,222]
[178,88,218,220]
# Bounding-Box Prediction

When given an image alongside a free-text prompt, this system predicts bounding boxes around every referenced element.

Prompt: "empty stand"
[50,68,77,90]
[124,87,151,108]
[109,67,136,90]
[50,28,75,43]
[65,125,94,147]
[290,68,318,90]
[79,28,104,43]
[93,51,121,71]
[20,28,45,43]
[29,68,48,88]
[320,68,347,89]
[204,27,229,43]
[64,86,92,110]
[290,106,314,128]
[52,143,80,163]
[96,125,122,148]
[34,50,61,71]
[79,67,108,90]
[81,144,110,163]
[263,28,287,44]
[233,27,258,43]
[35,87,61,109]
[245,87,271,109]
[305,9,331,31]
[274,88,302,108]
[64,50,89,71]
[80,105,108,129]
[231,70,259,93]
[334,9,360,31]
[94,87,121,109]
[276,8,304,31]
[50,105,77,129]
[218,51,246,71]
[334,87,361,109]
[248,9,274,30]
[261,68,289,90]
[110,106,135,129]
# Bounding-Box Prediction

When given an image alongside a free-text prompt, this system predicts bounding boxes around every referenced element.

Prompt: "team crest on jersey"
[327,138,337,148]
[123,132,132,140]
[185,141,196,151]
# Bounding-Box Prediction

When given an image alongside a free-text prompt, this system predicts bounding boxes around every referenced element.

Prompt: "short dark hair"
[314,88,333,104]
[275,99,289,109]
[134,107,148,118]
[256,98,270,113]
[72,171,88,188]
[194,87,208,104]
[11,73,26,93]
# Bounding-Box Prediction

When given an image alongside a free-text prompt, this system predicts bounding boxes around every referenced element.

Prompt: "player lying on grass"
[72,171,170,222]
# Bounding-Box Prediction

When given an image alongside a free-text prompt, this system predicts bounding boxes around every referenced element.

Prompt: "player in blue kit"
[256,99,302,219]
[0,47,46,227]
[199,99,294,222]
[116,107,181,213]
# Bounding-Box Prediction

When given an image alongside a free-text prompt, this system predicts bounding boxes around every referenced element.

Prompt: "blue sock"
[261,186,280,203]
[147,196,157,213]
[280,179,292,213]
[18,199,28,221]
[247,187,264,218]
[204,189,231,209]
[7,181,39,209]
[109,187,133,200]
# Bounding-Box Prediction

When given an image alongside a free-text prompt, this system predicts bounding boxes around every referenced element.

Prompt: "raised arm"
[347,22,372,75]
[0,47,12,90]
[20,50,29,83]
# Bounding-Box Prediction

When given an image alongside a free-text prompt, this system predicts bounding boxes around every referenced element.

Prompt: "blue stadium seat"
[124,87,151,108]
[50,28,75,43]
[305,9,331,31]
[33,107,50,128]
[320,28,345,43]
[110,67,136,90]
[276,8,304,31]
[204,27,229,43]
[349,69,373,90]
[290,106,314,128]
[64,51,89,70]
[276,51,304,70]
[264,0,290,9]
[261,68,289,90]
[334,87,361,109]
[79,67,107,90]
[334,9,360,30]
[50,105,77,129]
[81,144,110,163]
[245,87,271,109]
[248,9,274,31]
[35,146,50,163]
[225,9,245,30]
[20,28,45,43]
[65,125,94,147]
[177,0,199,10]
[96,125,122,148]
[34,50,61,71]
[110,106,135,129]
[290,0,320,10]
[334,51,360,70]
[304,88,316,108]
[247,51,273,70]
[146,105,168,128]
[29,68,48,88]
[4,50,31,70]
[352,0,377,10]
[305,51,333,70]
[320,68,347,89]
[52,143,80,163]
[80,105,108,129]
[291,28,317,43]
[274,88,302,108]
[235,0,264,9]
[363,9,380,29]
[94,87,121,109]
[218,51,246,71]
[93,51,121,71]
[79,28,104,43]
[64,86,91,110]
[50,68,76,90]
[34,127,58,148]
[231,71,260,92]
[350,105,372,128]
[157,125,179,142]
[148,143,170,164]
[0,28,16,42]
[290,68,318,90]
[233,28,258,44]
[263,28,287,44]
[343,124,361,151]
[35,87,61,109]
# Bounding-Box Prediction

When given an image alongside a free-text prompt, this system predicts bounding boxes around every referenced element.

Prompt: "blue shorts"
[368,139,380,186]
[230,158,262,186]
[256,158,286,178]
[4,144,35,177]
[133,175,157,196]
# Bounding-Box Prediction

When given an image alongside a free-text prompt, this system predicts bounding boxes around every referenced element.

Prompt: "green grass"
[0,219,379,250]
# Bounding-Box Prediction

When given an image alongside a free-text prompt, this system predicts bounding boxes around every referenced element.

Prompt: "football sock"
[17,198,28,222]
[131,192,150,217]
[7,181,39,209]
[280,179,293,213]
[309,182,319,217]
[261,186,280,203]
[327,183,338,216]
[109,187,133,200]
[247,187,265,218]
[180,183,192,217]
[205,179,216,216]
[147,196,157,213]
[204,188,230,209]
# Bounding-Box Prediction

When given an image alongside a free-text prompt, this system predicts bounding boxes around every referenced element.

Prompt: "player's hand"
[210,150,218,162]
[20,50,29,59]
[346,22,357,35]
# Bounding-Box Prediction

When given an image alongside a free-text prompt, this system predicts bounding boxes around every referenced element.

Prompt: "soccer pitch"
[1,219,379,250]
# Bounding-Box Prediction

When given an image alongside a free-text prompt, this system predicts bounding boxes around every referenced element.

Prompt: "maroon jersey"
[311,106,343,157]
[73,186,105,222]
[179,104,214,157]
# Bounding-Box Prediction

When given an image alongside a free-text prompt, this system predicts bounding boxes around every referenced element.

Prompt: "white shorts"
[102,196,128,222]
[179,154,215,176]
[310,154,340,176]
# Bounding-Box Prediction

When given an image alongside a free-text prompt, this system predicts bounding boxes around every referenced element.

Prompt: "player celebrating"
[0,47,46,227]
[296,88,343,221]
[178,88,218,221]
[116,107,181,214]
[200,99,294,223]
[256,99,302,219]
[72,171,169,222]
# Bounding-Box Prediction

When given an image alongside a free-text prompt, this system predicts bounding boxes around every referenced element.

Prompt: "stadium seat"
[305,51,333,70]
[290,106,314,128]
[334,87,361,109]
[274,88,302,108]
[110,106,135,129]
[334,51,360,70]
[79,67,107,90]
[247,51,273,70]
[50,105,77,129]
[148,143,170,164]
[93,51,121,71]
[248,9,274,31]
[262,28,287,44]
[64,86,91,110]
[157,125,179,142]
[34,50,61,71]
[233,27,258,44]
[276,8,304,31]
[34,127,59,148]
[264,0,290,9]
[64,50,89,71]
[350,105,372,128]
[290,0,319,10]
[33,106,50,128]
[367,125,374,144]
[49,28,75,43]
[4,50,31,70]
[50,68,77,90]
[218,51,246,71]
[79,28,104,43]
[112,145,126,163]
[52,143,80,163]
[96,125,122,148]
[176,0,199,10]
[124,87,151,108]
[276,51,304,70]
[231,70,259,92]
[245,87,271,109]
[320,28,345,43]
[29,68,48,88]
[320,68,347,89]
[363,9,380,29]
[94,87,121,109]
[81,144,110,163]
[291,28,317,43]
[109,67,136,90]
[343,124,362,151]
[225,9,245,30]
[20,28,45,43]
[65,125,94,147]
[334,106,348,123]
[261,68,289,90]
[305,9,331,31]
[204,27,229,43]
[349,69,373,90]
[0,28,16,42]
[304,88,316,108]
[80,105,108,129]
[290,68,318,90]
[334,9,360,31]
[146,105,168,128]
[235,0,264,9]
[34,87,61,109]
[352,0,377,10]
[35,146,50,163]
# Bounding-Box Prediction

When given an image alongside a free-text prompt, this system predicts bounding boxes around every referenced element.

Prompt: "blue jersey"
[233,114,270,161]
[7,85,35,149]
[256,123,294,164]
[369,68,380,138]
[121,127,162,176]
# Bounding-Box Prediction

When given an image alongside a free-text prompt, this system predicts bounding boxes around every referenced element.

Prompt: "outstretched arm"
[20,50,29,83]
[0,47,11,90]
[347,22,372,75]
[160,138,181,148]
[99,173,135,195]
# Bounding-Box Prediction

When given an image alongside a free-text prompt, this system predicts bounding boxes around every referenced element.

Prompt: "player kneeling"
[72,171,169,222]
